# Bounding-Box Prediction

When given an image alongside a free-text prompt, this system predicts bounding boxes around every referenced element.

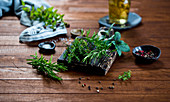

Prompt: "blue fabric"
[0,0,67,42]
[0,0,50,26]
[0,0,13,17]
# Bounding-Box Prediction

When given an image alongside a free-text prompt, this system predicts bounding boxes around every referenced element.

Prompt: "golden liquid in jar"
[109,0,131,25]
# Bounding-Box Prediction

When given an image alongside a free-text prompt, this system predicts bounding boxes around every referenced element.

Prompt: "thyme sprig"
[27,52,67,80]
[118,70,132,81]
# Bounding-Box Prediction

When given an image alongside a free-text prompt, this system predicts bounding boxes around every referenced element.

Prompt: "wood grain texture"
[0,80,169,94]
[0,0,170,101]
[0,94,169,102]
[0,68,169,81]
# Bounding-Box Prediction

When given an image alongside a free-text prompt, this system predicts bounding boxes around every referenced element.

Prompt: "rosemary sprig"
[27,52,67,80]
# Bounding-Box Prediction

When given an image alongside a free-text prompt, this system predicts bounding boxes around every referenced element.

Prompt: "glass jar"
[109,0,131,25]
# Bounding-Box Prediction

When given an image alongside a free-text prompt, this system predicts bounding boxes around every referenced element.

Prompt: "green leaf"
[116,40,130,52]
[37,8,42,13]
[107,34,115,41]
[40,6,44,10]
[48,7,54,12]
[118,75,122,79]
[113,32,121,41]
[49,55,53,63]
[117,49,122,56]
[123,77,128,81]
[81,29,84,36]
[118,70,132,81]
[21,0,25,6]
[86,29,91,37]
[26,59,34,61]
[54,9,58,14]
[108,23,115,36]
[111,41,116,45]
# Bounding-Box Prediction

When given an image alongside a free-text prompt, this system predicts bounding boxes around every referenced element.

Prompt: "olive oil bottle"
[109,0,131,25]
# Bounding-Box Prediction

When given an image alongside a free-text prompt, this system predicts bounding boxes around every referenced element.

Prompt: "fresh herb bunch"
[21,0,68,31]
[63,24,130,64]
[27,52,67,80]
[118,70,132,81]
[64,35,90,63]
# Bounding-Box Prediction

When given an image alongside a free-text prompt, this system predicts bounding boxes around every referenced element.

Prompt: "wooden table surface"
[0,0,170,101]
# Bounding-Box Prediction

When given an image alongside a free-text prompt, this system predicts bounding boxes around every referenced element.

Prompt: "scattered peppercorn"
[112,83,114,85]
[79,81,81,84]
[135,50,156,58]
[108,86,114,89]
[84,83,86,86]
[111,86,114,89]
[82,84,84,87]
[97,89,100,93]
[98,81,101,84]
[100,87,103,90]
[79,77,82,80]
[88,86,91,90]
[96,87,99,89]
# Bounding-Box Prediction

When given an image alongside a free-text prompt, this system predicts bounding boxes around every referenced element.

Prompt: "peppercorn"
[97,90,100,93]
[112,83,114,85]
[96,87,99,89]
[82,84,84,87]
[100,87,103,90]
[79,77,82,80]
[135,50,156,58]
[111,86,114,89]
[98,81,101,84]
[88,86,91,90]
[79,81,81,84]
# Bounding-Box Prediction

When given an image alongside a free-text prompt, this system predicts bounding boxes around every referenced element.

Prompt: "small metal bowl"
[38,41,56,54]
[132,45,161,63]
[70,29,86,38]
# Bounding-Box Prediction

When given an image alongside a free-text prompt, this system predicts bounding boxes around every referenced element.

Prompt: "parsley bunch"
[118,70,132,81]
[21,0,68,31]
[27,52,67,80]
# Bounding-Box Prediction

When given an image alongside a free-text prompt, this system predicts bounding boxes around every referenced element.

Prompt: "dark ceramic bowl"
[132,45,161,63]
[38,41,56,54]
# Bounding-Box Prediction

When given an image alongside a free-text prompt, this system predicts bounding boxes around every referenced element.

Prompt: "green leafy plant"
[63,24,130,64]
[110,31,130,56]
[21,0,69,31]
[26,52,67,80]
[118,70,132,81]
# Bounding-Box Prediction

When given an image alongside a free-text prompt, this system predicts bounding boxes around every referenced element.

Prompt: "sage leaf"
[113,32,121,41]
[117,40,130,52]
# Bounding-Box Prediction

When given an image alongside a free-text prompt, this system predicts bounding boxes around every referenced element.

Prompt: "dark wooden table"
[0,0,170,101]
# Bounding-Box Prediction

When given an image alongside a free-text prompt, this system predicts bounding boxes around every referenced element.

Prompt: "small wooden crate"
[57,42,117,75]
